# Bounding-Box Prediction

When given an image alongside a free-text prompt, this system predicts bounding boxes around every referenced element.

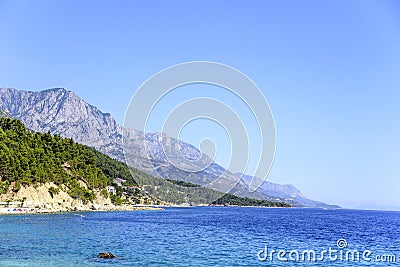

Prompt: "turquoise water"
[0,207,399,266]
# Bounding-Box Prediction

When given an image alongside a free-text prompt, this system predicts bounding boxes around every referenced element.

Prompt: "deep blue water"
[0,207,399,266]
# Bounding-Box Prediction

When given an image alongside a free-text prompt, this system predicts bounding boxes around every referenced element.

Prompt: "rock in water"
[98,252,116,259]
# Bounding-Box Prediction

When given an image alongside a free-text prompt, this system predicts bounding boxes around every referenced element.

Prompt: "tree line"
[0,118,137,202]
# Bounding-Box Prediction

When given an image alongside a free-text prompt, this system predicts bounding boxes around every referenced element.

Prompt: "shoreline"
[0,205,165,215]
[0,205,345,215]
[0,204,297,215]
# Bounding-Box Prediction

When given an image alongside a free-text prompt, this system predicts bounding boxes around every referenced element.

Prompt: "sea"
[0,207,399,266]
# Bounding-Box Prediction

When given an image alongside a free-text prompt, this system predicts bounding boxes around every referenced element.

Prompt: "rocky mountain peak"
[0,87,124,158]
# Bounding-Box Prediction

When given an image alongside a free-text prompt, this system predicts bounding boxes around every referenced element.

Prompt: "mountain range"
[0,87,340,208]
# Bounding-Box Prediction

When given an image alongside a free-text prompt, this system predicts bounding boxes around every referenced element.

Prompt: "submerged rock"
[98,252,116,259]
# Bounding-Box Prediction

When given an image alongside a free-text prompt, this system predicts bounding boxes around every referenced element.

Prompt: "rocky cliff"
[0,182,114,212]
[0,87,126,160]
[0,109,10,118]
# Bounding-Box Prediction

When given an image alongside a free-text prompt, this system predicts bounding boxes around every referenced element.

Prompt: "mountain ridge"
[0,87,340,208]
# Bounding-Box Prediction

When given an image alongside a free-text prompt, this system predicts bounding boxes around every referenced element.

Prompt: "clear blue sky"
[0,0,399,209]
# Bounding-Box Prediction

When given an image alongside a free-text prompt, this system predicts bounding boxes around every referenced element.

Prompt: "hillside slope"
[0,117,145,210]
[0,118,290,208]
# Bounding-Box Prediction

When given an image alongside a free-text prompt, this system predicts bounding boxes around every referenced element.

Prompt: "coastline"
[0,203,296,215]
[0,205,164,215]
[0,182,167,215]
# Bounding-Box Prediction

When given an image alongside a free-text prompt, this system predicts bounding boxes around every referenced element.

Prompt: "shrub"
[48,186,60,198]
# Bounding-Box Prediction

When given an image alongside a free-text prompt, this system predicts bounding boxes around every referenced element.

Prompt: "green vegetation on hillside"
[211,194,290,207]
[167,179,290,207]
[166,179,200,187]
[0,118,291,208]
[0,118,136,202]
[90,147,136,185]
